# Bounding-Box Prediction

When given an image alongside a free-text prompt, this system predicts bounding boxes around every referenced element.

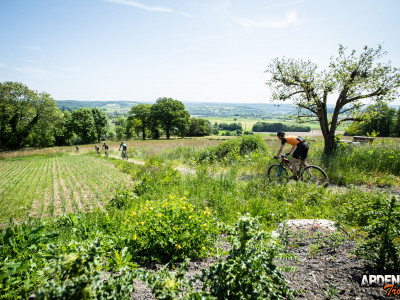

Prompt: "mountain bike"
[267,155,329,187]
[120,150,128,160]
[105,149,109,157]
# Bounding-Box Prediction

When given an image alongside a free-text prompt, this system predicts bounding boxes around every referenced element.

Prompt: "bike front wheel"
[301,166,329,187]
[267,164,289,184]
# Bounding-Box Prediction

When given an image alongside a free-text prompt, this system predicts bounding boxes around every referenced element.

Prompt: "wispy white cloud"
[0,63,6,68]
[14,66,48,77]
[233,9,300,28]
[22,46,43,51]
[105,0,194,17]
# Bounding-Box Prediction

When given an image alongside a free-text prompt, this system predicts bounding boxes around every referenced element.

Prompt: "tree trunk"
[142,126,146,140]
[323,133,336,155]
[166,127,170,139]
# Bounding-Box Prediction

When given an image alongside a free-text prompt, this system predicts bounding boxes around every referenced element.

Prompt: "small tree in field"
[265,45,400,154]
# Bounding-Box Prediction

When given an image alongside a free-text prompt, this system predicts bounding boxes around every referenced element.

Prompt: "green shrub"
[195,135,266,163]
[122,196,219,262]
[356,196,400,271]
[199,214,293,299]
[0,220,58,299]
[35,240,138,299]
[108,186,139,209]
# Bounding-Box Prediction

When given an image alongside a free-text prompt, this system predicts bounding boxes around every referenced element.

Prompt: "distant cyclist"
[119,142,127,158]
[95,144,100,154]
[274,131,309,180]
[102,143,109,155]
[76,145,79,151]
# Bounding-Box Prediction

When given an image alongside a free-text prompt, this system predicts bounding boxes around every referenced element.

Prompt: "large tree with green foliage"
[265,45,400,154]
[71,108,97,144]
[26,95,63,147]
[151,97,190,139]
[0,81,62,149]
[187,118,212,136]
[91,107,109,142]
[128,103,152,140]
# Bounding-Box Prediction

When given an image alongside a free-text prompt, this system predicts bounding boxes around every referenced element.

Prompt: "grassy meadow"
[0,135,399,298]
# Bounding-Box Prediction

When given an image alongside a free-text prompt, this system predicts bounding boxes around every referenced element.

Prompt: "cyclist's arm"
[276,144,285,157]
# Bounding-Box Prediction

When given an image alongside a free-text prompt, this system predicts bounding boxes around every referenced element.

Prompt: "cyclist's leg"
[301,143,309,167]
[291,156,298,177]
[292,145,301,177]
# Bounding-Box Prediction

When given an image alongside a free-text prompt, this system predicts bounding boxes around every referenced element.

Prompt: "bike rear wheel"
[301,165,329,187]
[267,164,289,184]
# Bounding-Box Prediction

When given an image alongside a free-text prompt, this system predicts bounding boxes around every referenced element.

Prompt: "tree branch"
[335,117,364,126]
[298,103,318,115]
[346,88,383,103]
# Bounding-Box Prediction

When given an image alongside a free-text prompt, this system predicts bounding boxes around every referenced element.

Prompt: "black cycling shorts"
[293,142,309,160]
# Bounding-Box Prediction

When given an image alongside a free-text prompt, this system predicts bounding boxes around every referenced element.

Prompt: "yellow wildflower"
[202,246,206,251]
[141,221,145,226]
[133,234,137,240]
[175,244,182,249]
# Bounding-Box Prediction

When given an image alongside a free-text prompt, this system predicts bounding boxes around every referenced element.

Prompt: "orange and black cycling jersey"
[281,136,305,146]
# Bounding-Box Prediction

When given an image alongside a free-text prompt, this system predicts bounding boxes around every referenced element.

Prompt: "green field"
[0,154,132,224]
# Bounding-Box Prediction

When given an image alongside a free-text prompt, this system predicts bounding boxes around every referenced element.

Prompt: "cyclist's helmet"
[277,131,285,137]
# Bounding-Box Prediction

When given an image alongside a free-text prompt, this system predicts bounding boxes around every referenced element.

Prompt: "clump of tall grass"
[309,139,400,185]
[195,135,267,164]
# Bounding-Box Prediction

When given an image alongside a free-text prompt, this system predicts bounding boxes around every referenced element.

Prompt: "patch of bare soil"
[275,220,393,299]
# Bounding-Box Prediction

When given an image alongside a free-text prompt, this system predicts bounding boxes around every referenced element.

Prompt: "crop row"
[0,154,132,224]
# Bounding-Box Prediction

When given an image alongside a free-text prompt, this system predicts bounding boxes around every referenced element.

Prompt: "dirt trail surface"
[274,219,391,299]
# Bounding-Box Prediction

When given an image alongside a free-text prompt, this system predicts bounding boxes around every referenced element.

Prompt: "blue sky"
[0,0,399,104]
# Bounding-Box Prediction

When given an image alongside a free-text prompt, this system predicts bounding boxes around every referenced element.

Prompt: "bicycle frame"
[278,156,303,175]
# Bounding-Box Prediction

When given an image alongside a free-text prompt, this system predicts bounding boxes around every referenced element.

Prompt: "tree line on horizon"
[0,82,214,150]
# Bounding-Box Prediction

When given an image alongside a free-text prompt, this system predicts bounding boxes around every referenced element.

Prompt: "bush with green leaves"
[195,135,267,163]
[0,220,58,299]
[122,196,219,262]
[356,196,400,272]
[199,214,293,299]
[35,240,138,299]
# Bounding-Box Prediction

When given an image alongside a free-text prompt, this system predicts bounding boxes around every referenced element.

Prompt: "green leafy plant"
[35,240,138,299]
[356,196,400,271]
[123,196,219,262]
[199,214,293,299]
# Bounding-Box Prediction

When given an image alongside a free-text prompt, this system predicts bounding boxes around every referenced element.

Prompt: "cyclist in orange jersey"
[274,130,309,180]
